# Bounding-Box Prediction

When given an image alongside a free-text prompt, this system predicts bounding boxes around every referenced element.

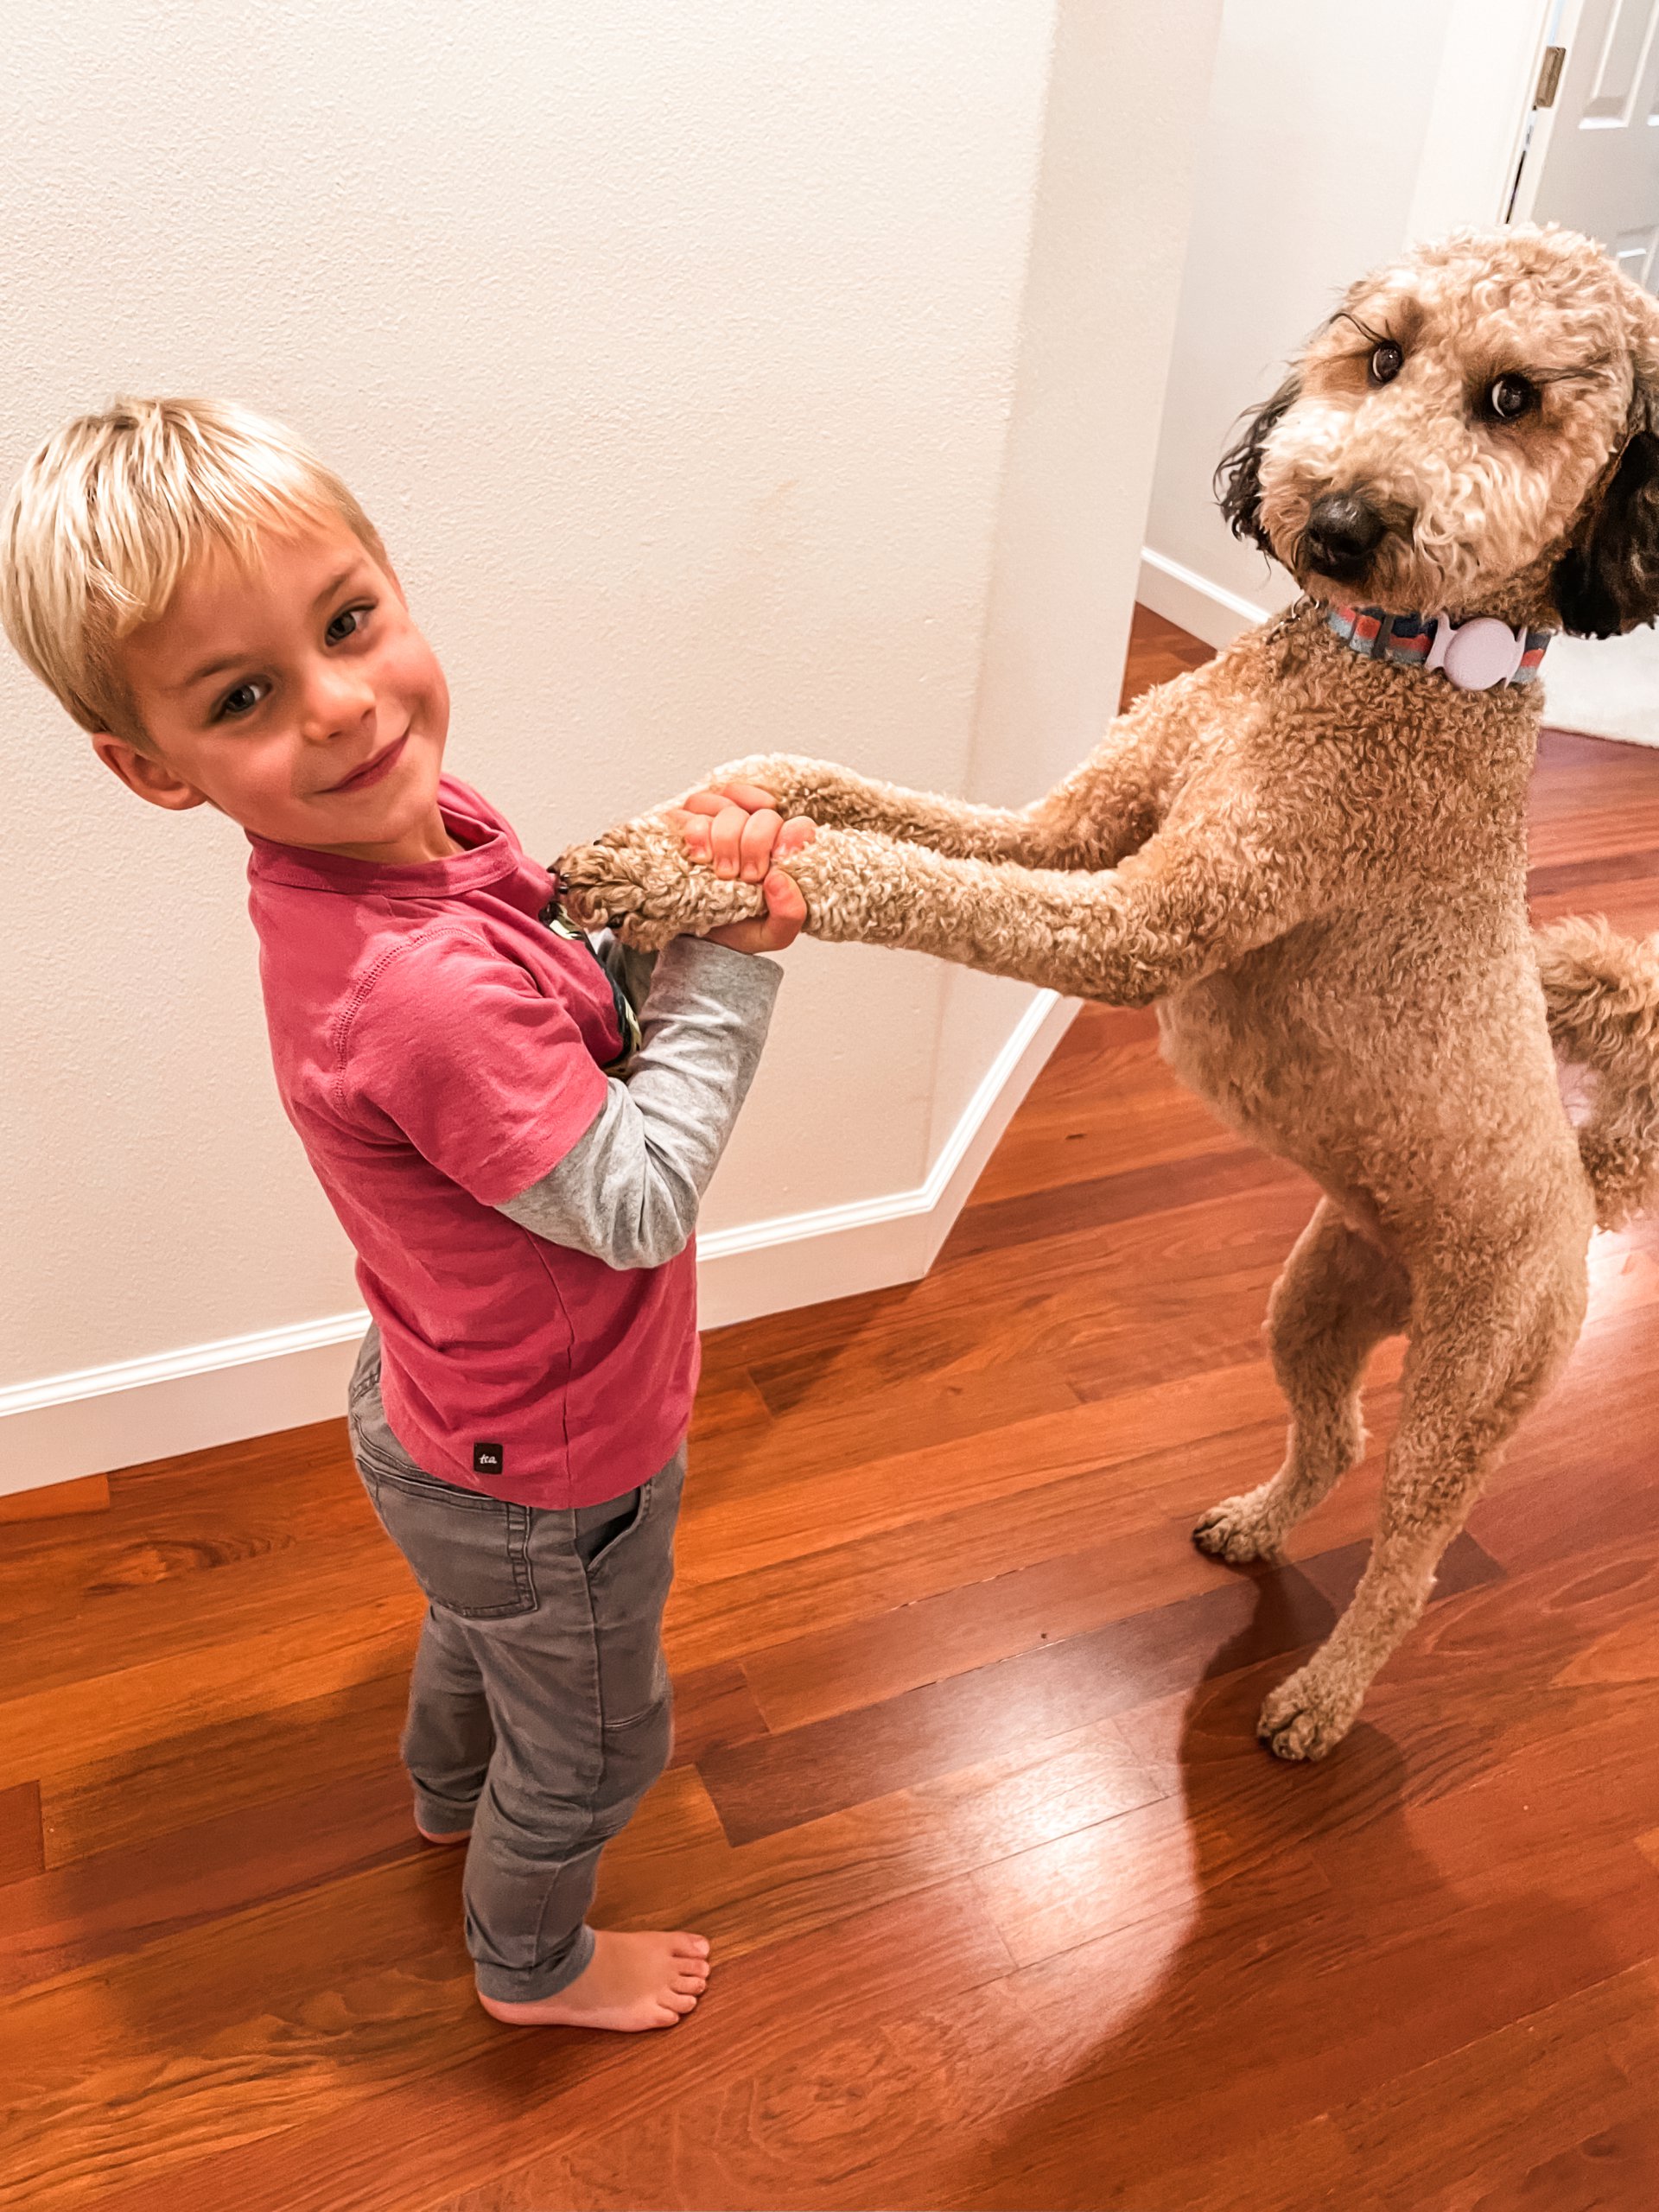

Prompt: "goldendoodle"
[559,224,1659,1759]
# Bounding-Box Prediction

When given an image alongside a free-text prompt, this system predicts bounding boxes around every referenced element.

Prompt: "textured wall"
[2,0,1217,1409]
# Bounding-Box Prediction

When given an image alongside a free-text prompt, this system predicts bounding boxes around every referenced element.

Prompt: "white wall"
[0,0,1222,1490]
[1140,0,1553,646]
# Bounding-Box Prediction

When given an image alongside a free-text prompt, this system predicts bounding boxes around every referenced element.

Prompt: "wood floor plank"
[1101,1961,1659,2212]
[667,1408,1291,1676]
[592,1719,1163,1968]
[961,1006,1244,1206]
[0,1766,419,1997]
[687,1351,1082,1507]
[741,1173,1319,1418]
[89,1884,1016,2212]
[0,1588,423,1792]
[40,1668,411,1869]
[945,1140,1296,1261]
[0,1475,110,1524]
[676,1355,1291,1595]
[1462,2108,1659,2212]
[0,1516,397,1699]
[0,1454,374,1630]
[1529,795,1659,866]
[0,1782,44,1886]
[700,1559,1353,1845]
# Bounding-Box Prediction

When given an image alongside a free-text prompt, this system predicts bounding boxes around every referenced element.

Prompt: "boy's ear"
[91,733,209,811]
[1214,372,1302,555]
[1553,283,1659,639]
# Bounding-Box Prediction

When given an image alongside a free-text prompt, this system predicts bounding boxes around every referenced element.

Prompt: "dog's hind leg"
[1193,1199,1409,1566]
[1255,1230,1588,1762]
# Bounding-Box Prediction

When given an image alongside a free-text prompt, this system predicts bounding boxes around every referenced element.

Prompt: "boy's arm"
[496,935,779,1268]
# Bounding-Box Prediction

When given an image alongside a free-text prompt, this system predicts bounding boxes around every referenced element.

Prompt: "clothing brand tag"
[474,1441,505,1475]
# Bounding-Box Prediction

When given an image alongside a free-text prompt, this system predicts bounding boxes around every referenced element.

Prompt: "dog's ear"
[1214,373,1300,554]
[1553,428,1659,638]
[1554,278,1659,639]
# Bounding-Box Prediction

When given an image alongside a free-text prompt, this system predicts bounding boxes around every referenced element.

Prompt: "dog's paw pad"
[1192,1494,1281,1566]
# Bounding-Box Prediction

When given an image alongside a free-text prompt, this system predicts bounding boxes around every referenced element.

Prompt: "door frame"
[1408,0,1560,238]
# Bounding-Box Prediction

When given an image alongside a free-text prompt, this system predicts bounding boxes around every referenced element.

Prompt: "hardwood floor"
[6,604,1659,2211]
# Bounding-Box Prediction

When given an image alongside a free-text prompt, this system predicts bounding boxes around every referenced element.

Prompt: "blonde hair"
[0,396,386,743]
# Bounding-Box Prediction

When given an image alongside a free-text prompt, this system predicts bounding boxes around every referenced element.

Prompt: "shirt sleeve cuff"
[653,933,784,998]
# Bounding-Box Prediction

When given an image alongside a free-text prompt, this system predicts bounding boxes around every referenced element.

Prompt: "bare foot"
[416,1824,471,1846]
[478,1928,712,2031]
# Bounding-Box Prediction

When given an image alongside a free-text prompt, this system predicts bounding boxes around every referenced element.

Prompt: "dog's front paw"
[556,817,765,951]
[1192,1487,1285,1567]
[1256,1661,1361,1763]
[706,753,849,821]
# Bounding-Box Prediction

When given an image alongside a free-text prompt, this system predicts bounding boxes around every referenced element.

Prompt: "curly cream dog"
[560,226,1659,1760]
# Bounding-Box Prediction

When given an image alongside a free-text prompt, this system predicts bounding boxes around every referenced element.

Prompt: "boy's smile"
[94,514,455,863]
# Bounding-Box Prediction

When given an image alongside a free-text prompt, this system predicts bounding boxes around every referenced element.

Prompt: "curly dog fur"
[560,226,1659,1759]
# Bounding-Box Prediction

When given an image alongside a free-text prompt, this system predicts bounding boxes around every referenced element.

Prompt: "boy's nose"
[300,664,377,740]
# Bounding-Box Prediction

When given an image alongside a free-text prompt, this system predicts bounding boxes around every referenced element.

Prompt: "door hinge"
[1534,44,1566,108]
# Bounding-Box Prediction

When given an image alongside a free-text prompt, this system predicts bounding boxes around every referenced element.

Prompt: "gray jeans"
[346,1327,683,2003]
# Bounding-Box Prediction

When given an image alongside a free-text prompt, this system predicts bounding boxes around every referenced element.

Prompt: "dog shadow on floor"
[947,1560,1636,2212]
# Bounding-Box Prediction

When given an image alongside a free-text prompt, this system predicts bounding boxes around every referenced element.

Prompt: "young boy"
[0,397,810,2032]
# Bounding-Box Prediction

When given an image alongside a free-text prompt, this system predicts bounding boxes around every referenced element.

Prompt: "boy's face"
[95,514,453,863]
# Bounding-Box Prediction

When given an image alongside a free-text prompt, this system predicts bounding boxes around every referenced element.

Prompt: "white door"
[1516,0,1659,283]
[1516,0,1659,742]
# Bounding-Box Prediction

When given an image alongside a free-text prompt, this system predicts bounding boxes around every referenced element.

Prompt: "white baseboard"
[1136,546,1272,652]
[0,1319,371,1503]
[0,988,1077,1499]
[697,984,1077,1331]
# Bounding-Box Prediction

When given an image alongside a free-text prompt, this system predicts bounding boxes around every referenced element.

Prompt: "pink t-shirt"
[246,774,699,1507]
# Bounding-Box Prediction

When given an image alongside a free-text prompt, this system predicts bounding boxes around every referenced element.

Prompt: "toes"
[1262,1713,1327,1762]
[1191,1510,1233,1559]
[664,1989,699,2017]
[671,1970,708,1995]
[1256,1673,1352,1762]
[1192,1503,1276,1566]
[672,1933,711,1959]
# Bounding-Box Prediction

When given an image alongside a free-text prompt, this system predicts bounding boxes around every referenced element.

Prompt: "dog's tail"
[1536,917,1659,1229]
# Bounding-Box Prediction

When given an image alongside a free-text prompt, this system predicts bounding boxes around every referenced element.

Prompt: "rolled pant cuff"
[412,1789,478,1837]
[474,1922,598,2005]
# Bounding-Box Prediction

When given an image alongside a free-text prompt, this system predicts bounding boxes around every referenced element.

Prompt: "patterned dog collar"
[1328,605,1551,690]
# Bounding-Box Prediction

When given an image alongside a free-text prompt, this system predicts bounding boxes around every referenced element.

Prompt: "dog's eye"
[1486,372,1538,423]
[1368,341,1403,386]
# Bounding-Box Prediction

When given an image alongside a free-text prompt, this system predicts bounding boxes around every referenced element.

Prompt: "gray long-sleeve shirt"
[495,932,781,1268]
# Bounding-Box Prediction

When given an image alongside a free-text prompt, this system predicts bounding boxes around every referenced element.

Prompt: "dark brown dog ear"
[1214,374,1301,554]
[1553,426,1659,639]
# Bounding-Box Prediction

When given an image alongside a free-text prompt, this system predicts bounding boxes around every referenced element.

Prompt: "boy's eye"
[326,604,372,645]
[215,678,268,721]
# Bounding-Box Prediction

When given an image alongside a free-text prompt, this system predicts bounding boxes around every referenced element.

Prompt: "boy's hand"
[665,782,817,954]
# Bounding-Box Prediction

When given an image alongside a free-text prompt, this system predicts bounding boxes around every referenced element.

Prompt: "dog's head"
[1217,225,1659,636]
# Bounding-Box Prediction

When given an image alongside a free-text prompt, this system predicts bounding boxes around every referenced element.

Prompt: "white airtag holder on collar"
[1423,613,1527,691]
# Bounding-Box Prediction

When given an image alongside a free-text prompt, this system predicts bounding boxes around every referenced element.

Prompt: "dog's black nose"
[1304,491,1385,579]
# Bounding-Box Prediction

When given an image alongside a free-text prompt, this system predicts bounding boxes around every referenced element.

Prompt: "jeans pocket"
[366,1465,537,1619]
[586,1451,685,1729]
